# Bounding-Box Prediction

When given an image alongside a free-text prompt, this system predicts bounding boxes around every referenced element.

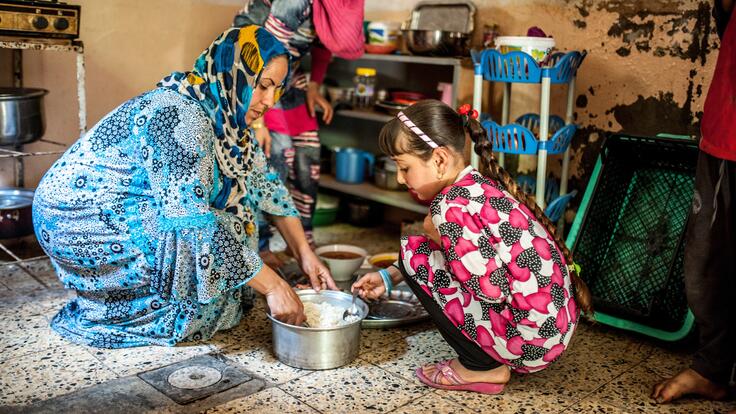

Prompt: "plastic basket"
[474,49,542,83]
[472,49,586,84]
[545,51,586,84]
[566,134,698,341]
[545,190,577,222]
[481,119,576,155]
[515,113,565,133]
[516,174,560,205]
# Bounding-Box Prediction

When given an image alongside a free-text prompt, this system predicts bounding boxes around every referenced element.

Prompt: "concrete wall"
[1,0,720,198]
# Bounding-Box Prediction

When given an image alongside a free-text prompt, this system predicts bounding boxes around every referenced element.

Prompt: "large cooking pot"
[403,29,469,56]
[0,87,48,146]
[267,289,368,370]
[0,188,35,239]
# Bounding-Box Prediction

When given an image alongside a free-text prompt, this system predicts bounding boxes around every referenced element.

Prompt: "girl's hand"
[423,214,441,245]
[265,280,306,326]
[299,250,338,292]
[352,272,386,300]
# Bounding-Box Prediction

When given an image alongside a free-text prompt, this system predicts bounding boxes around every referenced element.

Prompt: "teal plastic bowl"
[312,207,338,227]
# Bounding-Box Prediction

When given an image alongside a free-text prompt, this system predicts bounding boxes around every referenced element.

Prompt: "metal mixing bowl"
[267,289,368,370]
[403,29,469,56]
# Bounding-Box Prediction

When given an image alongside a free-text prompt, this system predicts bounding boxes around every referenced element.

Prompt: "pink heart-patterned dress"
[400,168,579,373]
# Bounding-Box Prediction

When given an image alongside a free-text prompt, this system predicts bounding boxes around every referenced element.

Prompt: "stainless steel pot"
[375,168,398,190]
[0,188,35,239]
[267,290,368,370]
[0,87,49,146]
[346,198,381,227]
[375,157,405,191]
[403,29,469,56]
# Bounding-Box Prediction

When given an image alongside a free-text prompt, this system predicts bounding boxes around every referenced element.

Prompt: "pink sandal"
[415,360,506,395]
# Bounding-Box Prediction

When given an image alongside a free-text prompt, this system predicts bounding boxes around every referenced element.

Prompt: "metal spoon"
[343,289,360,320]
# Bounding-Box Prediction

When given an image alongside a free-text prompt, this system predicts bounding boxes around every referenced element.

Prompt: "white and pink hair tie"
[397,111,439,149]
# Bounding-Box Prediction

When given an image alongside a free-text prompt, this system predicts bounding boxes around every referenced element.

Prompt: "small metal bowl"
[403,29,469,56]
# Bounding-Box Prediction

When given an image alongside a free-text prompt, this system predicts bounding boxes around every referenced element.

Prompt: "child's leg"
[399,259,501,371]
[268,131,294,184]
[291,131,320,246]
[684,152,735,386]
[653,151,734,403]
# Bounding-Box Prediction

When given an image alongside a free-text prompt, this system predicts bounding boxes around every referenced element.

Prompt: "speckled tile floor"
[1,223,734,413]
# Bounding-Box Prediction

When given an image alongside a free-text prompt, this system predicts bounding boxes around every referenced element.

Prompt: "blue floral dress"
[32,27,297,348]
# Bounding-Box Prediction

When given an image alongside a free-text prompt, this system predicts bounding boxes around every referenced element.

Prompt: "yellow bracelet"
[251,119,264,129]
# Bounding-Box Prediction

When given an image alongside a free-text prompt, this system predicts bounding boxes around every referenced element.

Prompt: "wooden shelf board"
[319,175,427,214]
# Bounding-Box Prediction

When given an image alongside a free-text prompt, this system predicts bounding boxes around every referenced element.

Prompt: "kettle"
[335,148,375,184]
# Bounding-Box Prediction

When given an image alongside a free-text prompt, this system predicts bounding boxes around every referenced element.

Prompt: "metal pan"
[362,289,430,328]
[0,188,35,239]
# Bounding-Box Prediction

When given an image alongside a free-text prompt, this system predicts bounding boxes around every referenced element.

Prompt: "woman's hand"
[352,272,386,300]
[265,281,306,326]
[248,266,306,326]
[254,125,272,158]
[307,81,333,124]
[299,249,338,292]
[423,214,441,245]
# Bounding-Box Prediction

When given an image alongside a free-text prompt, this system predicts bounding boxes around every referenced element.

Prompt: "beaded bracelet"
[378,268,393,297]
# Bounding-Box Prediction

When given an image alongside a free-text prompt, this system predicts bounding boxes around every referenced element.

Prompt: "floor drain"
[168,365,222,389]
[138,354,253,405]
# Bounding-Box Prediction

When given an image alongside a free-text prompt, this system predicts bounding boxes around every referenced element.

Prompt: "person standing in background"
[234,0,365,268]
[652,0,735,404]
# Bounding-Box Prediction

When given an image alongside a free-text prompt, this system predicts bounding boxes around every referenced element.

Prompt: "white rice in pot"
[303,301,360,327]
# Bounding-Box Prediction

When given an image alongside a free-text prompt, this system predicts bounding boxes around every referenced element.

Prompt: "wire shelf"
[0,139,67,159]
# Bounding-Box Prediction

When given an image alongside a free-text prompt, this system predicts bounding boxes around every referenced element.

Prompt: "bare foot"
[651,368,728,404]
[260,250,285,270]
[420,359,511,385]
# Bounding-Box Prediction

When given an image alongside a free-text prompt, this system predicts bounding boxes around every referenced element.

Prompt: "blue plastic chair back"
[545,190,578,222]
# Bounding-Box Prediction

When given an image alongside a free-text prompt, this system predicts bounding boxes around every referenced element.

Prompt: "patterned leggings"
[264,130,320,245]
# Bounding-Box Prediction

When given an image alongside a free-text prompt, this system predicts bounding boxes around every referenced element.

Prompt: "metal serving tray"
[407,0,476,34]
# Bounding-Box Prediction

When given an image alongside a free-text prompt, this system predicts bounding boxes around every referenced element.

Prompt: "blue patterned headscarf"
[159,26,288,210]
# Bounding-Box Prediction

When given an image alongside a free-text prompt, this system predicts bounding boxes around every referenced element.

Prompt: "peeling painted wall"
[367,0,720,201]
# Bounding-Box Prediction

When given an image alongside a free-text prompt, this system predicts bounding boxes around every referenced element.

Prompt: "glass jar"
[353,67,377,108]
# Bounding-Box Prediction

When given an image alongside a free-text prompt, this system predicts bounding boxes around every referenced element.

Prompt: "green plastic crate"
[566,134,697,341]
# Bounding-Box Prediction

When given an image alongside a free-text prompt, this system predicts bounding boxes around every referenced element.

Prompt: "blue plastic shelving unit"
[471,48,586,215]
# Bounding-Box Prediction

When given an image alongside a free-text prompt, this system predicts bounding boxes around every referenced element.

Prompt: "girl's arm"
[353,265,403,300]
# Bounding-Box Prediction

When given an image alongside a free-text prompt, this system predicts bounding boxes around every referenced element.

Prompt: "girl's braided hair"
[379,99,593,316]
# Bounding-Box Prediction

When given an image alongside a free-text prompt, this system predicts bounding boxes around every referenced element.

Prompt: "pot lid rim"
[0,88,49,101]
